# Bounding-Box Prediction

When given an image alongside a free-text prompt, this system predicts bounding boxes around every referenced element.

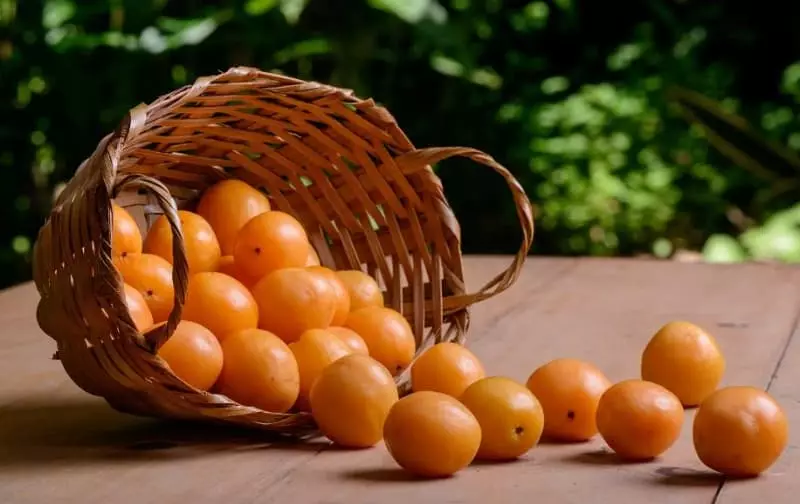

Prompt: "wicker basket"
[32,67,534,434]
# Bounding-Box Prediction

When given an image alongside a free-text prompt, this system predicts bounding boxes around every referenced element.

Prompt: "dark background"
[3,0,800,288]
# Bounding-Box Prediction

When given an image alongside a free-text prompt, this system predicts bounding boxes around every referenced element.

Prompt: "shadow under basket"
[32,67,534,435]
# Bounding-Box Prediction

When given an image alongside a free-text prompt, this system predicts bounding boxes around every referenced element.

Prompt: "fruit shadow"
[561,448,652,466]
[341,468,447,483]
[651,467,725,487]
[0,397,330,472]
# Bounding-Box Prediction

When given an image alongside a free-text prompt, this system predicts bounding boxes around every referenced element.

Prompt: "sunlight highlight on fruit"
[345,306,416,376]
[384,391,481,478]
[196,179,271,255]
[411,342,485,398]
[310,354,398,448]
[215,328,300,413]
[641,321,725,407]
[596,379,684,461]
[693,386,788,477]
[251,267,337,343]
[157,320,223,391]
[182,271,258,341]
[525,358,611,442]
[460,376,544,461]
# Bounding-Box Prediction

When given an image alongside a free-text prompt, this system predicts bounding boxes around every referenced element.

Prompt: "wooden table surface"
[1,257,797,504]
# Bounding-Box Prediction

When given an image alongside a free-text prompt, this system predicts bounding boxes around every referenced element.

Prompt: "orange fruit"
[251,267,337,343]
[335,270,383,311]
[215,328,300,413]
[383,391,481,478]
[460,376,544,461]
[122,282,153,332]
[309,354,398,448]
[327,326,369,355]
[196,179,271,255]
[411,342,485,398]
[144,210,221,274]
[693,386,788,477]
[289,329,353,410]
[596,379,684,461]
[305,247,320,266]
[181,272,258,341]
[641,321,725,407]
[157,320,223,391]
[216,255,260,288]
[525,358,612,442]
[114,253,174,323]
[233,211,310,280]
[344,306,416,376]
[307,266,350,326]
[111,203,142,259]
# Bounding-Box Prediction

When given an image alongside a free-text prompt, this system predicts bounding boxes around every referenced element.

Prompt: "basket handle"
[395,147,534,306]
[112,174,189,352]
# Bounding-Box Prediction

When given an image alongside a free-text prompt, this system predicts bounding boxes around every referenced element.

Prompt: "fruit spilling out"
[111,181,410,418]
[112,182,788,480]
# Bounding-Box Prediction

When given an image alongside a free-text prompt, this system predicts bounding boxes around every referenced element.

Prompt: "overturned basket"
[32,67,534,433]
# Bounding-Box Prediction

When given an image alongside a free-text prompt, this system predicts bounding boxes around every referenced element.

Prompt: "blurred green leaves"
[42,0,74,29]
[369,0,445,23]
[2,0,800,289]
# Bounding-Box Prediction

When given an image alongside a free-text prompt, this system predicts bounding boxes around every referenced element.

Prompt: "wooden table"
[1,257,797,503]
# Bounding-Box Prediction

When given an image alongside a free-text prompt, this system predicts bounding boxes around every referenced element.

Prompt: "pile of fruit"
[111,179,788,480]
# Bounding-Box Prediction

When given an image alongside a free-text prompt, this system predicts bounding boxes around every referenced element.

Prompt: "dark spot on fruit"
[146,289,154,297]
[254,247,261,255]
[514,426,525,435]
[567,410,575,420]
[121,251,127,258]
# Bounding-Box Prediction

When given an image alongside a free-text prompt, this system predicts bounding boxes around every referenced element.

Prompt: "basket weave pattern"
[32,67,534,433]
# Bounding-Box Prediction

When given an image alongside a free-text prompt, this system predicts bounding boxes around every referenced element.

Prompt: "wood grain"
[1,257,798,504]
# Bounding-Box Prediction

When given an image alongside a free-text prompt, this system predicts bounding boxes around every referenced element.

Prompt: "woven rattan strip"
[32,67,534,433]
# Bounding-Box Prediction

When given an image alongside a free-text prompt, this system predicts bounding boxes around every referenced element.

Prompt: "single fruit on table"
[335,270,383,311]
[122,282,153,332]
[215,328,300,413]
[327,326,369,355]
[182,272,258,341]
[234,211,310,280]
[111,203,142,259]
[345,306,416,376]
[289,329,353,410]
[157,320,223,391]
[596,379,684,461]
[309,354,398,448]
[641,320,725,407]
[251,267,337,343]
[305,247,320,267]
[307,266,351,326]
[525,358,611,442]
[196,179,271,255]
[144,210,222,274]
[114,253,174,323]
[383,390,481,478]
[460,376,544,461]
[693,386,788,477]
[216,255,260,288]
[411,342,485,398]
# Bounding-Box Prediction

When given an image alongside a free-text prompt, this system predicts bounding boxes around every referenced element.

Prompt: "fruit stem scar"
[514,426,525,435]
[146,289,154,296]
[254,247,261,255]
[567,410,575,420]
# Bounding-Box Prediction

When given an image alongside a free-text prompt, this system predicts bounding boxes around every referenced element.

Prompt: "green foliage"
[2,0,800,287]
